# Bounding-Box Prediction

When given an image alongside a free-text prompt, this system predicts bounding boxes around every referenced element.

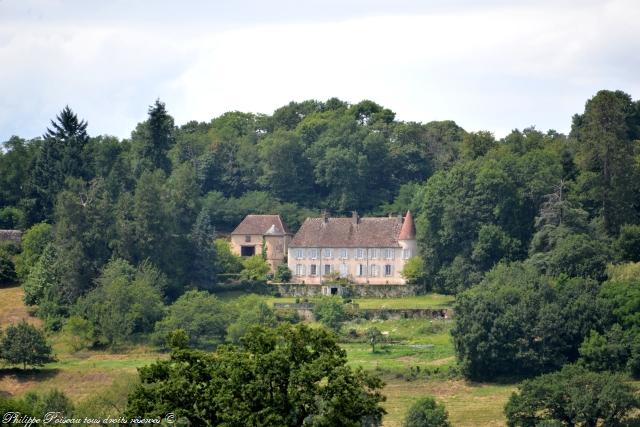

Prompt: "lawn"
[381,378,515,426]
[340,318,455,374]
[263,293,455,309]
[0,354,161,402]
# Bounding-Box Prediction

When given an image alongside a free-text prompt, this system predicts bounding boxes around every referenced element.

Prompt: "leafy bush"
[213,239,243,274]
[14,222,52,280]
[23,389,74,418]
[154,290,229,349]
[401,256,426,286]
[403,396,451,427]
[22,243,60,306]
[0,250,17,285]
[61,316,95,352]
[274,263,292,282]
[225,295,277,343]
[314,297,347,331]
[240,255,270,281]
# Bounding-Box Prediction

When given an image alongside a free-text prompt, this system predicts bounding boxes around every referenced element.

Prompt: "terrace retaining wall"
[271,283,421,298]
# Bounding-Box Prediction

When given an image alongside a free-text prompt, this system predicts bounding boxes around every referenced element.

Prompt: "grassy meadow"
[262,293,455,309]
[0,285,513,426]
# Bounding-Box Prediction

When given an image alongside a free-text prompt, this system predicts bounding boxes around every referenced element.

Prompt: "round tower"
[398,210,417,259]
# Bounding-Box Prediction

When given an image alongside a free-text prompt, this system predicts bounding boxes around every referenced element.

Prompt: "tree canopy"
[126,324,386,426]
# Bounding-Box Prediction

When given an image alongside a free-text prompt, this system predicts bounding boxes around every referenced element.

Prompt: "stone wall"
[271,282,421,298]
[272,302,453,321]
[361,308,452,320]
[0,230,22,245]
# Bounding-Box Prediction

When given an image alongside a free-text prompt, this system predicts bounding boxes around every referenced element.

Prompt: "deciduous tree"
[0,321,55,369]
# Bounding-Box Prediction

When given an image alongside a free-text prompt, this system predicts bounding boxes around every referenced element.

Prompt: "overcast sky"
[1,0,639,141]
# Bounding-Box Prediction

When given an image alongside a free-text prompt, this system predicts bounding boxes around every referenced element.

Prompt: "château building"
[230,215,292,272]
[287,211,416,285]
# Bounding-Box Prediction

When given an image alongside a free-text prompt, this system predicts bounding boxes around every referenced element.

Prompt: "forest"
[1,89,640,426]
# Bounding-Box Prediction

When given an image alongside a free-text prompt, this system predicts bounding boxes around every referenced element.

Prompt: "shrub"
[0,250,17,285]
[14,222,52,280]
[403,396,451,427]
[213,239,243,275]
[225,295,277,344]
[401,256,426,286]
[240,255,270,281]
[61,316,95,352]
[274,263,292,282]
[23,389,74,418]
[166,329,189,350]
[314,297,346,331]
[154,290,229,349]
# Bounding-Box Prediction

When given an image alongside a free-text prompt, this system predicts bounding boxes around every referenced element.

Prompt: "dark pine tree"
[29,106,89,221]
[190,209,217,290]
[131,99,175,176]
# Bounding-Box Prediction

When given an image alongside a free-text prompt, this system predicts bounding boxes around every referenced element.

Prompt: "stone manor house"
[230,211,417,286]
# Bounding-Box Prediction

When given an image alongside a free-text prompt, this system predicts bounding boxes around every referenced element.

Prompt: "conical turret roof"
[398,211,416,240]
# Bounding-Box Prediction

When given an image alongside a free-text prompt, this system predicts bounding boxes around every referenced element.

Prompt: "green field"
[0,285,514,426]
[263,293,455,309]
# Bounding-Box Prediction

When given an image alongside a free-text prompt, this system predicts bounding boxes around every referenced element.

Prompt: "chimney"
[322,210,329,224]
[352,211,359,225]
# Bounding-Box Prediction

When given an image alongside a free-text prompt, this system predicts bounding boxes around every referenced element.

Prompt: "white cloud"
[0,0,638,140]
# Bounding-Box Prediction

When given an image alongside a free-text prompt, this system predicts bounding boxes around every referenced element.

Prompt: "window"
[385,248,395,259]
[241,246,255,257]
[370,248,379,259]
[324,264,331,275]
[339,264,348,278]
[357,264,365,276]
[340,248,348,259]
[295,249,304,260]
[309,248,318,259]
[384,264,393,276]
[310,264,317,276]
[370,264,378,277]
[403,249,411,259]
[356,248,366,259]
[323,248,332,259]
[295,264,304,276]
[245,235,251,243]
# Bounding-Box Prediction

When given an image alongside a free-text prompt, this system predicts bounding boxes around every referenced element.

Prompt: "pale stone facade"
[230,215,291,272]
[287,212,417,286]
